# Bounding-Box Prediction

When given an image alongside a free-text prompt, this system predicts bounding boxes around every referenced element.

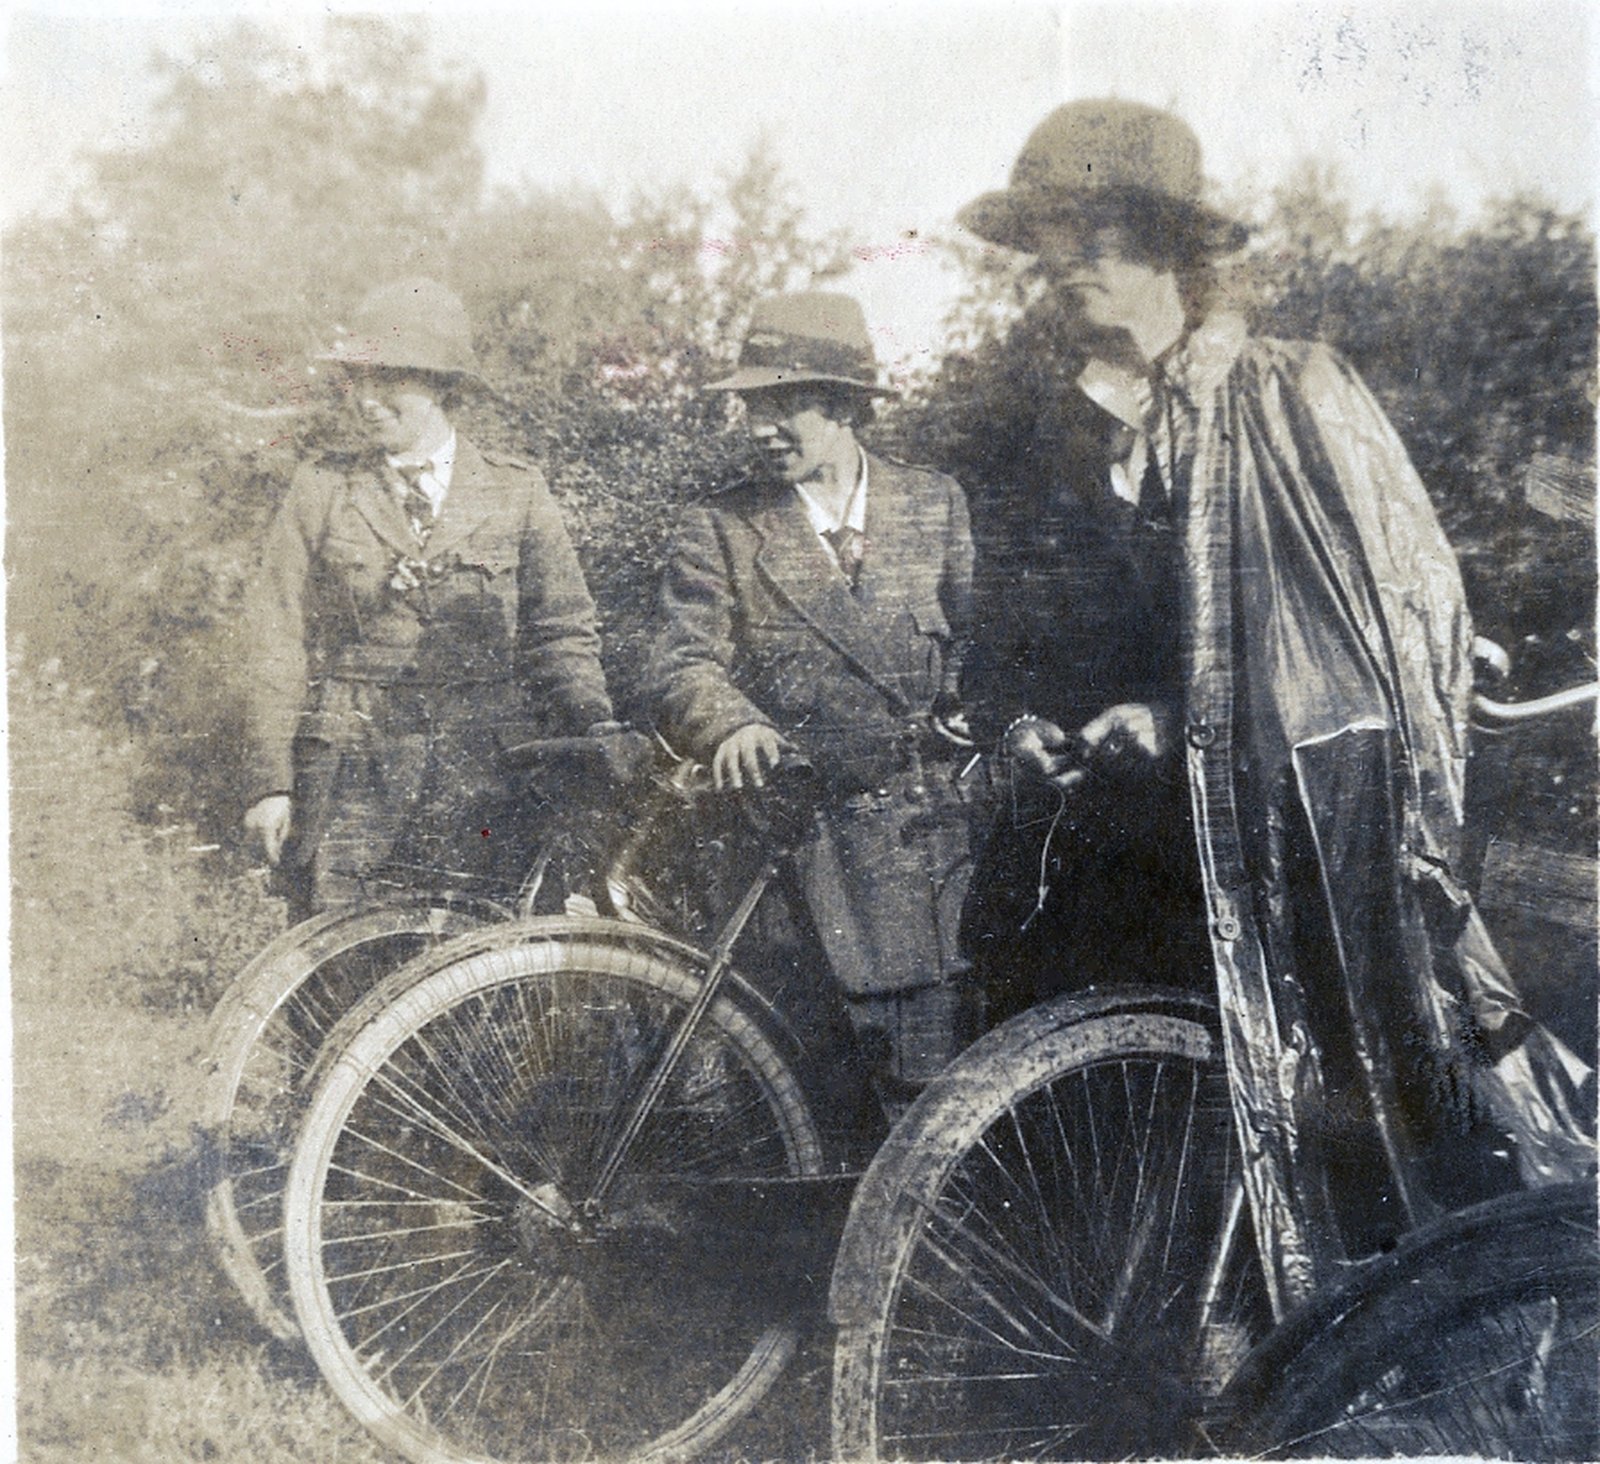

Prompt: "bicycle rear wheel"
[285,932,824,1463]
[1216,1182,1599,1460]
[831,987,1264,1462]
[202,897,495,1339]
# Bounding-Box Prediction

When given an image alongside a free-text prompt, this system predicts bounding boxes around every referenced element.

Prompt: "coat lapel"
[854,455,913,609]
[749,456,913,711]
[349,465,420,557]
[419,438,499,561]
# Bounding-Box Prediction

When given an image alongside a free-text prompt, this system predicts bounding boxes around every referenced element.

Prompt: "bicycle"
[828,678,1599,1461]
[277,751,907,1462]
[268,683,1594,1462]
[201,730,654,1341]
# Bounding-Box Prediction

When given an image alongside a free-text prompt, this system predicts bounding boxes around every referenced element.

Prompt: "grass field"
[10,667,394,1463]
[8,664,836,1463]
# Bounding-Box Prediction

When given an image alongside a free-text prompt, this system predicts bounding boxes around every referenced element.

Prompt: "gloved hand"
[1002,717,1086,792]
[1077,702,1172,765]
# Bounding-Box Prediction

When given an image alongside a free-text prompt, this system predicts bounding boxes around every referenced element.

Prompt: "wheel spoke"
[836,1001,1253,1462]
[287,938,822,1462]
[208,911,479,1339]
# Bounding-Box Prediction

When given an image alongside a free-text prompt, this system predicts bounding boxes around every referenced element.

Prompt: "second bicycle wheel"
[831,986,1265,1462]
[203,896,496,1339]
[285,931,825,1464]
[1216,1181,1599,1460]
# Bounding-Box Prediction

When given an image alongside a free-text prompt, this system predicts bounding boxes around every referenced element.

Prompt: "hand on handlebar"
[1004,718,1088,792]
[1006,703,1172,792]
[1078,702,1171,765]
[711,724,792,792]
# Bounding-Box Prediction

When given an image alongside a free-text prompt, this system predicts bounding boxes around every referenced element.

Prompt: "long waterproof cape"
[1159,314,1592,1312]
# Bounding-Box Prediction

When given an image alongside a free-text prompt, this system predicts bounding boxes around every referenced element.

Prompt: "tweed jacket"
[646,454,973,795]
[243,437,612,805]
[645,453,975,1001]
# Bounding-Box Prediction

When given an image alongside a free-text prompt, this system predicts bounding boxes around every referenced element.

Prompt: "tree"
[3,20,849,826]
[6,18,488,647]
[4,18,486,828]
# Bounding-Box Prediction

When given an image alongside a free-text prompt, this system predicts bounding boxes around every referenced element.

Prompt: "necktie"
[825,525,867,587]
[397,463,435,544]
[1136,449,1169,527]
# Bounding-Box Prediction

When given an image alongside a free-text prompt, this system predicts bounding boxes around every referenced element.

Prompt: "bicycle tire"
[284,931,825,1463]
[202,897,498,1340]
[1215,1182,1599,1460]
[831,986,1264,1462]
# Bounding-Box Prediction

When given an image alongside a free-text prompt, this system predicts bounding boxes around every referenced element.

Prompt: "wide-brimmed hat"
[959,100,1249,257]
[317,277,485,384]
[705,291,893,395]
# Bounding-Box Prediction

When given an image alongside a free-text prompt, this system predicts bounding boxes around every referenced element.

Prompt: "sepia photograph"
[5,1,1597,1459]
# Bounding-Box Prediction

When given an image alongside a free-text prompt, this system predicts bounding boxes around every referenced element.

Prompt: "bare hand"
[1004,717,1088,792]
[244,794,292,865]
[1077,703,1171,765]
[711,725,787,791]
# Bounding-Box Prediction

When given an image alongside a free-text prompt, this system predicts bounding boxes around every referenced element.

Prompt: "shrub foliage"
[5,21,1594,851]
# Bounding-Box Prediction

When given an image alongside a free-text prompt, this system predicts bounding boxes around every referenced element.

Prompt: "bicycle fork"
[582,858,783,1211]
[1192,1171,1255,1393]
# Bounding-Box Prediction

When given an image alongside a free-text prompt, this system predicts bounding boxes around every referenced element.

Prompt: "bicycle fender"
[300,911,812,1099]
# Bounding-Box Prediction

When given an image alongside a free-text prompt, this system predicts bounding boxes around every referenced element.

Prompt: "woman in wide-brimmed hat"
[958,100,1593,1314]
[241,278,615,916]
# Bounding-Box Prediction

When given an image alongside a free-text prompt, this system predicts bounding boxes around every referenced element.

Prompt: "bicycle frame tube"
[1198,1171,1250,1325]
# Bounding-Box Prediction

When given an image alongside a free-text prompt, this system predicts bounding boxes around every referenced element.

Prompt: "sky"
[3,0,1596,377]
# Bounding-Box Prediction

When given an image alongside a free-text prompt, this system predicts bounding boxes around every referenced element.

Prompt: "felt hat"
[318,277,484,383]
[705,291,892,395]
[959,100,1248,256]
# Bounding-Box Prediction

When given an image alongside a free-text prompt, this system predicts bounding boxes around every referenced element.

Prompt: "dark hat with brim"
[959,99,1248,257]
[706,291,895,395]
[317,276,488,387]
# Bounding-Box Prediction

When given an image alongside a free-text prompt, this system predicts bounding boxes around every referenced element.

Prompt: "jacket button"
[1187,720,1217,748]
[1214,915,1242,941]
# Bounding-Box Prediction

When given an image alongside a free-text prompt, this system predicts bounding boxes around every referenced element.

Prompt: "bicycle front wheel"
[285,932,824,1464]
[1217,1182,1599,1460]
[831,987,1262,1462]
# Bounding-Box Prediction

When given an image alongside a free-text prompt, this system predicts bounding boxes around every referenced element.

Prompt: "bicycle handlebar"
[1470,682,1599,726]
[495,728,657,785]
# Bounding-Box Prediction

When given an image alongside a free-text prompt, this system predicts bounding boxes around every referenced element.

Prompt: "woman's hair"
[819,384,877,430]
[1031,185,1228,320]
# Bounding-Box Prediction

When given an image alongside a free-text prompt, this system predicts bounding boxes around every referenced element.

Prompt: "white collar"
[389,430,457,509]
[794,446,868,539]
[1077,359,1153,434]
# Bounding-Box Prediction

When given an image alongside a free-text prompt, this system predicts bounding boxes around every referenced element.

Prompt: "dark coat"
[645,453,975,1002]
[966,313,1593,1314]
[243,438,611,911]
[959,468,1208,1013]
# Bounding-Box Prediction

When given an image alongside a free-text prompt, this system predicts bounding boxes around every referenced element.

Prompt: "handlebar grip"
[769,752,816,784]
[495,735,602,768]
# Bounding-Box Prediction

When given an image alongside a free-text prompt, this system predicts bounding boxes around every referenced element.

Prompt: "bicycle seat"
[494,727,657,799]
